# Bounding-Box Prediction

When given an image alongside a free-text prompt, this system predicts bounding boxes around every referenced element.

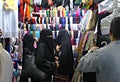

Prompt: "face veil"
[40,29,55,54]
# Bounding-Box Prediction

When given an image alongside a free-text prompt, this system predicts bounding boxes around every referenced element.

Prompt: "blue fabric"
[62,17,66,24]
[66,10,69,17]
[13,70,20,76]
[30,24,36,31]
[36,31,40,38]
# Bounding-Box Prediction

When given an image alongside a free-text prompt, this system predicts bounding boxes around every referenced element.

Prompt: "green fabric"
[46,10,50,17]
[30,0,34,13]
[72,68,83,82]
[75,0,82,5]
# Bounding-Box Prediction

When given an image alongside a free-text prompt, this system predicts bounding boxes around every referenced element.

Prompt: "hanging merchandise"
[46,10,50,17]
[87,9,97,30]
[79,10,92,30]
[96,0,120,48]
[54,0,63,7]
[53,8,57,17]
[94,0,104,4]
[63,0,70,7]
[25,0,30,19]
[33,4,40,12]
[79,9,97,31]
[74,0,82,5]
[0,0,2,29]
[99,0,120,35]
[30,0,34,13]
[2,0,18,38]
[48,0,53,6]
[98,0,116,13]
[70,0,74,10]
[34,0,42,5]
[76,9,81,23]
[3,0,17,10]
[82,0,93,6]
[19,0,24,22]
[41,0,50,9]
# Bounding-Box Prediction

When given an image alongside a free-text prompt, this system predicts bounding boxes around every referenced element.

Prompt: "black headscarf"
[55,29,71,45]
[23,33,35,52]
[40,29,54,54]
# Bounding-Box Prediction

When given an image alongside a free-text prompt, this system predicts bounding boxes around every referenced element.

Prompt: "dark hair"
[11,46,15,54]
[110,17,120,40]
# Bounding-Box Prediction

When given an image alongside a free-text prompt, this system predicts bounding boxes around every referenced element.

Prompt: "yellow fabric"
[57,6,65,10]
[63,9,66,17]
[86,10,93,30]
[3,0,17,10]
[86,10,97,30]
[77,30,87,60]
[53,8,57,17]
[82,0,93,6]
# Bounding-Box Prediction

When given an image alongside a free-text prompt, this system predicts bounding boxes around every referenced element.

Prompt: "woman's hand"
[56,45,61,52]
[54,56,60,68]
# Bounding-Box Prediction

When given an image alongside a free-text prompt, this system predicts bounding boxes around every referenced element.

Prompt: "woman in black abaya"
[20,33,35,82]
[35,29,59,82]
[55,29,74,81]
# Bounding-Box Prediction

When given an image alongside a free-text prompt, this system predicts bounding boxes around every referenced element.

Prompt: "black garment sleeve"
[35,43,57,75]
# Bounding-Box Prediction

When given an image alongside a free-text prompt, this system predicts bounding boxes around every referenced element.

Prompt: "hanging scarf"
[25,0,30,19]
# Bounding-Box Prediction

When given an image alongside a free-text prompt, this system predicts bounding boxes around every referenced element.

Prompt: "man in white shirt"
[77,17,120,82]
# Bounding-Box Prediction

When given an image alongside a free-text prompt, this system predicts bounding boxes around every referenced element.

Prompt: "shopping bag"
[52,74,69,82]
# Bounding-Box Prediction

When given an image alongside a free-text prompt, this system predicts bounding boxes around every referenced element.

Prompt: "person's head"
[40,29,53,42]
[55,29,71,45]
[23,33,35,51]
[110,17,120,41]
[40,29,54,54]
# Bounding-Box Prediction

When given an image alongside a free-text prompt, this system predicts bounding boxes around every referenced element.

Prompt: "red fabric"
[20,0,24,22]
[40,17,42,24]
[25,0,30,19]
[48,0,53,6]
[32,13,40,17]
[28,18,36,24]
[33,5,40,12]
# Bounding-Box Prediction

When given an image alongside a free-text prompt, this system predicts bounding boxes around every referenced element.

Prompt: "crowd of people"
[19,17,120,82]
[20,29,74,82]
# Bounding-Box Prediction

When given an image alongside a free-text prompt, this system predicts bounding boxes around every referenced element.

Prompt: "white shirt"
[0,43,13,82]
[78,41,120,82]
